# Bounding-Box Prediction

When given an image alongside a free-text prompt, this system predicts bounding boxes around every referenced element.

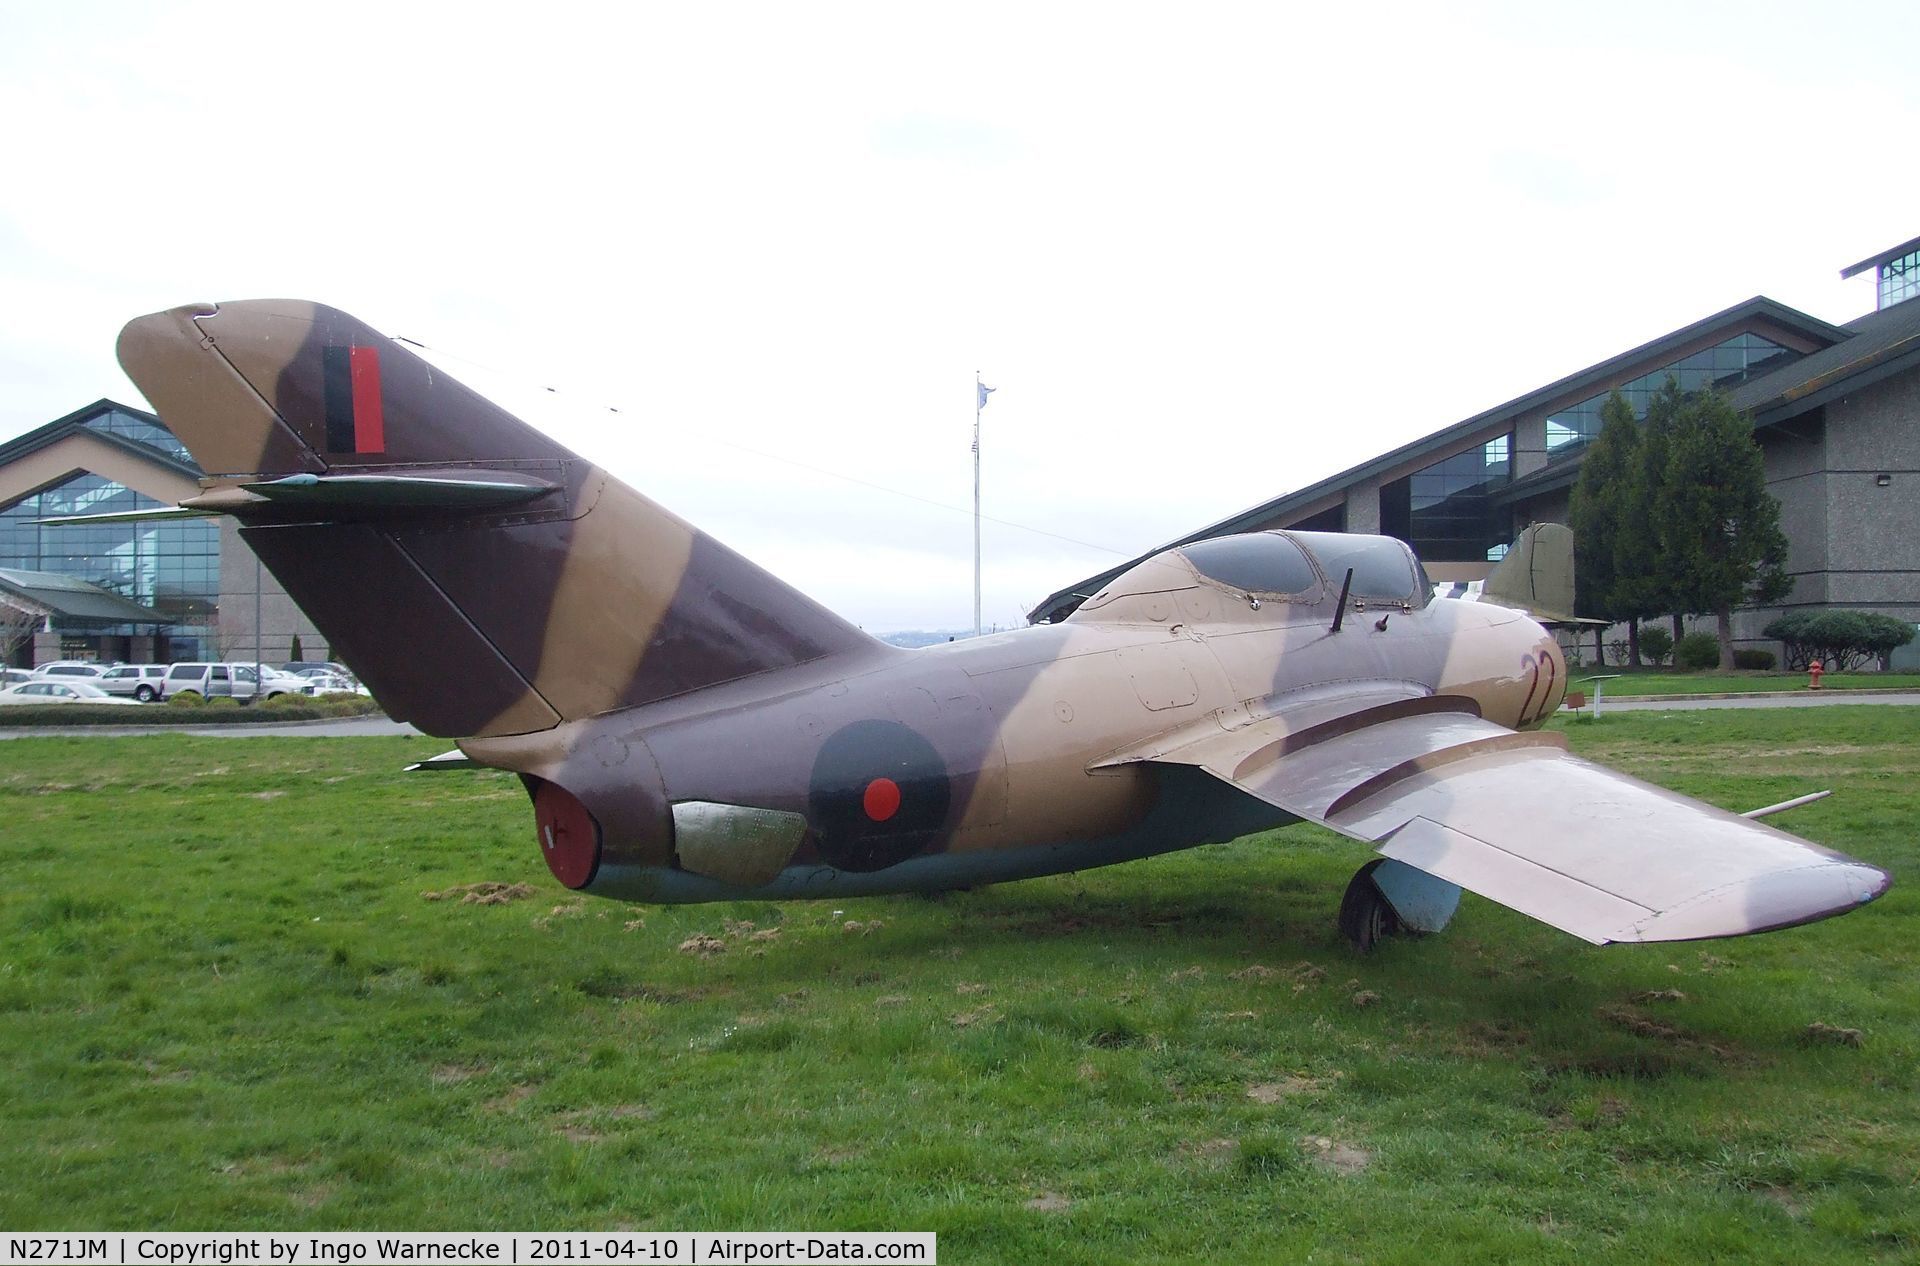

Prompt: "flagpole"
[973,370,982,637]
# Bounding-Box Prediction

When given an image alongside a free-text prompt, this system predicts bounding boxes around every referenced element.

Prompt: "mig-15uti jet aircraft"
[73,300,1890,950]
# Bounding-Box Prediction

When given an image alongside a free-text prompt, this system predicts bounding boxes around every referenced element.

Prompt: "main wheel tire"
[1338,862,1403,952]
[134,685,156,702]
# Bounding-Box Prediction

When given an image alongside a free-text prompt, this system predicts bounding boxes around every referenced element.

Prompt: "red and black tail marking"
[322,345,386,454]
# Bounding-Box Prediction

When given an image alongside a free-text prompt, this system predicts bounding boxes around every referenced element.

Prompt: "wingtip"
[1619,861,1891,943]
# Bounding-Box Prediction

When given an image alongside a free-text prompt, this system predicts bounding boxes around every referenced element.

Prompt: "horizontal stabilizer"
[244,472,557,510]
[39,471,558,528]
[37,505,224,526]
[405,750,478,772]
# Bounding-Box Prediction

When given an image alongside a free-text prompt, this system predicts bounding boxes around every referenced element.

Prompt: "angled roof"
[0,567,170,626]
[0,398,202,485]
[1726,296,1920,424]
[1839,234,1920,279]
[1029,295,1851,623]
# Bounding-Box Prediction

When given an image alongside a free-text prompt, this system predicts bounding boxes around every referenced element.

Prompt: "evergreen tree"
[1656,387,1792,669]
[1617,378,1685,640]
[1567,390,1642,660]
[289,633,305,661]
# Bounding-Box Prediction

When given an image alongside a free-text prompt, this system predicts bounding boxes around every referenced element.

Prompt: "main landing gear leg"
[1337,858,1462,952]
[1338,860,1402,951]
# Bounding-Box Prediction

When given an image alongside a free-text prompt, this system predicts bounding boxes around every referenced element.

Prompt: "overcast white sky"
[3,2,1917,632]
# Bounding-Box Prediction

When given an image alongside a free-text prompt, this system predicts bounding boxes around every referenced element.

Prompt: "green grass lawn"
[1569,668,1920,697]
[0,714,1915,1261]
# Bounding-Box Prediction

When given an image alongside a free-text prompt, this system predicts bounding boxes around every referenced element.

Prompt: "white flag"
[977,382,996,410]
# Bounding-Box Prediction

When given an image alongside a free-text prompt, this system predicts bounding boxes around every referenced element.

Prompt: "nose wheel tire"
[1338,861,1403,952]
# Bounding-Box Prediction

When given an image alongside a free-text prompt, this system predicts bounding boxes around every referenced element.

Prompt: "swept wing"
[1100,690,1889,944]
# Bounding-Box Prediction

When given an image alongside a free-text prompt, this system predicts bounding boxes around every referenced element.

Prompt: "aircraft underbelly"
[587,763,1301,903]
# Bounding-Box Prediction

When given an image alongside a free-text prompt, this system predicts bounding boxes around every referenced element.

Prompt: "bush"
[1607,638,1629,667]
[1675,631,1721,670]
[262,691,307,707]
[206,696,240,709]
[1764,610,1918,670]
[1639,626,1673,667]
[166,690,204,707]
[1733,648,1776,670]
[0,704,330,726]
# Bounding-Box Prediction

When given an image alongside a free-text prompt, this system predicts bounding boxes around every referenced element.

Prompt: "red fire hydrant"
[1808,661,1824,690]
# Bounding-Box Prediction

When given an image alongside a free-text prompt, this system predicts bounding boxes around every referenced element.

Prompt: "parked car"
[261,667,316,696]
[0,680,141,706]
[97,664,169,702]
[163,662,311,701]
[302,671,372,696]
[1,668,33,686]
[31,663,109,681]
[162,662,260,701]
[282,661,350,678]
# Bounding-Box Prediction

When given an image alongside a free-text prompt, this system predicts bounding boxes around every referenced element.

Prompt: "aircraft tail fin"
[114,300,879,738]
[1479,523,1590,626]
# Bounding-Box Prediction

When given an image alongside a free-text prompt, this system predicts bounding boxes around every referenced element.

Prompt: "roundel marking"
[809,719,951,873]
[863,777,902,822]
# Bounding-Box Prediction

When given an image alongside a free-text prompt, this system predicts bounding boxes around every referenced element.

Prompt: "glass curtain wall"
[1880,249,1920,310]
[0,475,218,644]
[1380,432,1514,562]
[1544,332,1800,454]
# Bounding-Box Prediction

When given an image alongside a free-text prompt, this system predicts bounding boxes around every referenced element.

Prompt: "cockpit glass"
[1179,533,1319,595]
[1289,531,1417,600]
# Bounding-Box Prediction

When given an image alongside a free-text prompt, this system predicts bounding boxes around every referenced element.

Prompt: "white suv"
[97,664,168,702]
[162,662,262,701]
[162,662,311,701]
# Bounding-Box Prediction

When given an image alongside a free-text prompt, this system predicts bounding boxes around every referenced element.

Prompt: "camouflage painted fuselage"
[117,300,1562,905]
[469,590,1563,902]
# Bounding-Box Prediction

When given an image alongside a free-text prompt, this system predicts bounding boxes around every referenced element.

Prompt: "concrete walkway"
[1582,690,1920,714]
[0,715,423,740]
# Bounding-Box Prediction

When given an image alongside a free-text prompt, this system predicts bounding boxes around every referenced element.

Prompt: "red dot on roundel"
[862,777,902,822]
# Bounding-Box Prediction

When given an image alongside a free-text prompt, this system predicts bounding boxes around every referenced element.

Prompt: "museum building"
[0,399,325,667]
[1032,234,1920,654]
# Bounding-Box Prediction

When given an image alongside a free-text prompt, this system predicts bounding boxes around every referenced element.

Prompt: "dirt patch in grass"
[1634,989,1688,1003]
[577,973,705,1004]
[1246,1076,1319,1104]
[423,882,536,905]
[1458,1018,1532,1055]
[1303,1136,1371,1175]
[1803,1021,1864,1047]
[1024,1191,1071,1212]
[1180,1138,1239,1168]
[482,1085,538,1114]
[288,1184,334,1210]
[1598,1004,1709,1047]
